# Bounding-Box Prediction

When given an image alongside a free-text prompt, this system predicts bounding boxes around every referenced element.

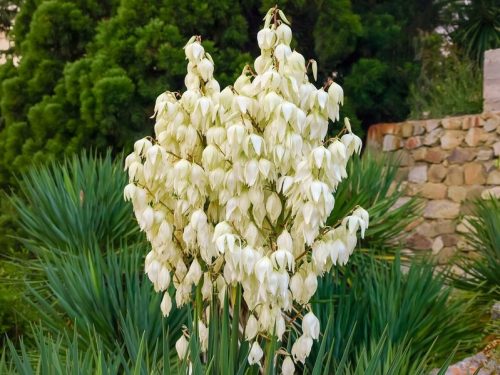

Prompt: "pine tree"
[0,0,444,188]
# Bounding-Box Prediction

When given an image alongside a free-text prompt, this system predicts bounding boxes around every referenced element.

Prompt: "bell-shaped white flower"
[266,193,282,223]
[271,249,294,272]
[291,335,313,364]
[185,42,204,62]
[245,315,259,341]
[197,58,214,81]
[257,28,276,50]
[304,272,318,300]
[160,293,172,317]
[248,341,264,366]
[186,258,202,285]
[146,259,161,285]
[198,320,209,352]
[282,356,295,375]
[302,311,320,340]
[175,335,189,360]
[156,266,171,291]
[328,81,344,105]
[276,23,292,45]
[254,257,272,284]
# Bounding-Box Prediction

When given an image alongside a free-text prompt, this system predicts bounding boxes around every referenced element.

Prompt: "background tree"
[0,0,453,190]
[442,0,500,64]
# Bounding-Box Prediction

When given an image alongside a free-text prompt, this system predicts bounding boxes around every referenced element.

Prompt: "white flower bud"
[198,320,209,352]
[245,159,260,186]
[146,259,161,285]
[248,341,264,365]
[186,258,202,285]
[282,356,295,375]
[185,42,204,62]
[254,55,272,74]
[257,28,276,50]
[302,312,320,340]
[275,314,286,341]
[156,266,171,291]
[275,44,292,62]
[197,58,214,81]
[276,23,292,45]
[244,224,260,247]
[175,335,189,360]
[140,206,154,231]
[290,273,303,302]
[266,193,282,223]
[201,274,212,300]
[304,272,318,299]
[134,138,152,156]
[291,335,313,364]
[160,292,172,317]
[190,209,207,230]
[254,256,272,284]
[158,221,173,244]
[242,246,258,274]
[245,315,258,341]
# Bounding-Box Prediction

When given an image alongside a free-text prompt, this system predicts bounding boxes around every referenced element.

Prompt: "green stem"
[229,285,241,372]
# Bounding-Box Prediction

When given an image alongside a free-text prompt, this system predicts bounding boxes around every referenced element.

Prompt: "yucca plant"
[168,255,477,374]
[2,304,455,375]
[327,151,422,252]
[10,151,140,251]
[3,151,472,374]
[311,254,481,369]
[25,242,186,364]
[448,197,500,304]
[4,151,188,370]
[308,331,455,375]
[0,326,172,375]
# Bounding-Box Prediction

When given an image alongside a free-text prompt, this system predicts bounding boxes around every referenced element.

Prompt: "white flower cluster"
[124,7,368,372]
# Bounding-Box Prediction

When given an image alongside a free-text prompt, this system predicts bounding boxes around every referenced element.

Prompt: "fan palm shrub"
[449,197,500,302]
[10,151,140,251]
[447,196,500,343]
[25,242,185,357]
[0,280,453,375]
[311,255,481,370]
[444,0,500,64]
[2,151,141,342]
[4,151,188,370]
[1,325,172,375]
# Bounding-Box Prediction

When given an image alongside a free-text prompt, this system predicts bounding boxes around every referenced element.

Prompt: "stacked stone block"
[367,112,500,262]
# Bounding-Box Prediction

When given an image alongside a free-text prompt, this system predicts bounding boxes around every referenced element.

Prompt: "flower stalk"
[124,6,368,371]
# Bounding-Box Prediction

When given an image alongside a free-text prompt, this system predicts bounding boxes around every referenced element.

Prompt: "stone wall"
[367,112,500,262]
[484,49,500,112]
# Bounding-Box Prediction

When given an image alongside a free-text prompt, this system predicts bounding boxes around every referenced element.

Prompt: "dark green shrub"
[11,151,139,251]
[448,198,500,304]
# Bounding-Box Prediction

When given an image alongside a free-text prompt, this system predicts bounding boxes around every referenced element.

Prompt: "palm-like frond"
[26,242,186,361]
[10,150,139,251]
[449,0,500,63]
[312,255,481,369]
[448,198,500,302]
